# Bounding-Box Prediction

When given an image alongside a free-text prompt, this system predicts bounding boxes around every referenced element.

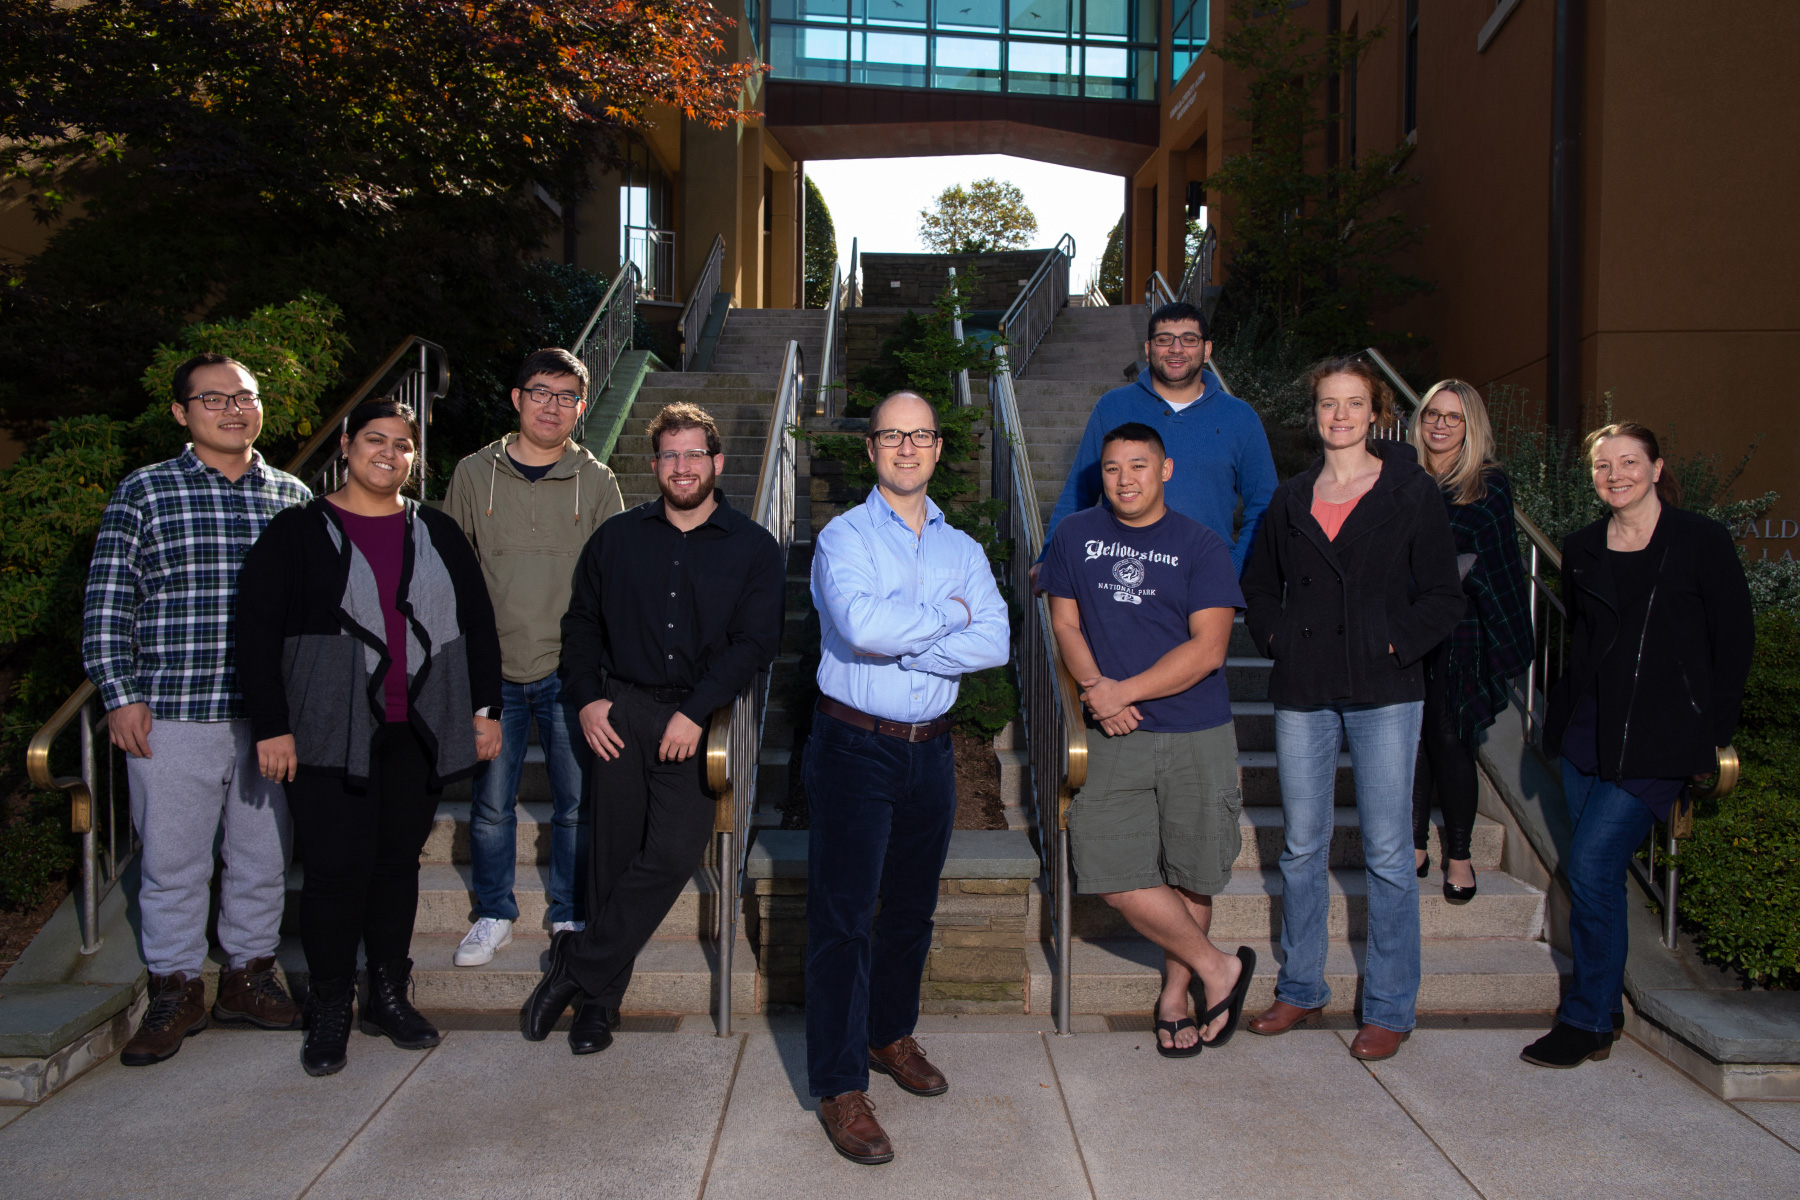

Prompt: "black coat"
[1242,440,1466,707]
[1544,506,1754,780]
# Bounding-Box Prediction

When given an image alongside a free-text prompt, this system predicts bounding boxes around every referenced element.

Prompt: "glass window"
[867,0,929,28]
[772,23,850,80]
[934,0,1001,32]
[932,34,1003,89]
[852,30,928,85]
[1082,45,1152,98]
[772,0,849,19]
[1008,39,1077,94]
[1082,0,1155,41]
[1009,0,1070,37]
[1170,0,1207,84]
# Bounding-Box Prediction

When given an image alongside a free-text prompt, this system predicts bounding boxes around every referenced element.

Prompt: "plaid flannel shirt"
[1438,469,1536,740]
[82,446,311,721]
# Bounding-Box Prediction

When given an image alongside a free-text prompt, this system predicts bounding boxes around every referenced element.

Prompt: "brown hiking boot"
[213,956,302,1030]
[120,973,208,1066]
[819,1090,894,1165]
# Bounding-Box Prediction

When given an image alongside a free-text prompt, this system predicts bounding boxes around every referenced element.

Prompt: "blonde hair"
[1410,379,1495,505]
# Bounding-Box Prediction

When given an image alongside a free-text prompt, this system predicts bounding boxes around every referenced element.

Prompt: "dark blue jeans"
[1559,759,1656,1034]
[804,711,956,1099]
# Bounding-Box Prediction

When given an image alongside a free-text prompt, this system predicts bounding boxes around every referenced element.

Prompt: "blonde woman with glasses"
[1406,381,1534,904]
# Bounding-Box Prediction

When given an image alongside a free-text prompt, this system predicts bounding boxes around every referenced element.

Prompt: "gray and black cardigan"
[236,498,502,789]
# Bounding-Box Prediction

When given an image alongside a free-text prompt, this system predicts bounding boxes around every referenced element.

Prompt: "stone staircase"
[1010,303,1567,1018]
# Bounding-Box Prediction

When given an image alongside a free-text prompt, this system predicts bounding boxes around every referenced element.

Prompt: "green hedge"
[1678,612,1800,987]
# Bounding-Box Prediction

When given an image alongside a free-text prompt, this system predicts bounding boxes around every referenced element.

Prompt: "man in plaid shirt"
[82,353,311,1066]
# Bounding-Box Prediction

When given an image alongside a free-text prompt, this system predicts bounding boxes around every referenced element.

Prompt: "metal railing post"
[717,828,734,1035]
[78,699,101,954]
[1663,826,1680,949]
[1055,826,1072,1036]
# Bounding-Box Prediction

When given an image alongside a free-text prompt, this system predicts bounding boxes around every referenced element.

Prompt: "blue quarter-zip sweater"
[1042,370,1278,575]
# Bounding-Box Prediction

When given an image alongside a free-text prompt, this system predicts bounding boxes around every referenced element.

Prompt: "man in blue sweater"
[1037,302,1277,579]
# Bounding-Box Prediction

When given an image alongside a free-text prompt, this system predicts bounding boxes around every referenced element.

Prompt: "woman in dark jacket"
[1407,381,1534,903]
[1522,421,1753,1069]
[1240,356,1465,1062]
[237,399,503,1077]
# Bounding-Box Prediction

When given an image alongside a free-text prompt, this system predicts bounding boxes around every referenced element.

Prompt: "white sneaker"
[550,921,586,935]
[454,917,514,967]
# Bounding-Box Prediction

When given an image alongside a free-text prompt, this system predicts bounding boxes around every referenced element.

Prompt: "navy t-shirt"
[1039,505,1244,733]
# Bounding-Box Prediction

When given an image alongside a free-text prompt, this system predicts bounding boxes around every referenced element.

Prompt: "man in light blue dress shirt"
[805,391,1009,1165]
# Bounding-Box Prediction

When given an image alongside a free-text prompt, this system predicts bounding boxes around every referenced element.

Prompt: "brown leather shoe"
[121,973,209,1066]
[818,1090,895,1165]
[1349,1023,1410,1061]
[213,956,302,1030]
[1247,999,1324,1036]
[869,1035,948,1096]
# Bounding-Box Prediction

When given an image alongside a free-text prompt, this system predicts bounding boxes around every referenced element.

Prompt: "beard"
[660,470,716,511]
[1149,354,1203,389]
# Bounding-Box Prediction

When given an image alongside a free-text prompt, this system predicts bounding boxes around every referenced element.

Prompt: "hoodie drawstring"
[486,449,500,516]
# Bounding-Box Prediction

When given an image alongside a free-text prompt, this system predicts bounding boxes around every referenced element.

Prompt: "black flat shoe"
[1193,946,1258,1049]
[1521,1021,1613,1069]
[568,1000,617,1055]
[1416,855,1430,879]
[1442,859,1477,905]
[1154,1016,1203,1058]
[521,931,588,1041]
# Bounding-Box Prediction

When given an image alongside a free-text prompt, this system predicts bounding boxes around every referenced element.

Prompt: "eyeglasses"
[1149,333,1206,348]
[1420,410,1465,427]
[185,392,262,411]
[522,385,584,408]
[654,449,713,467]
[869,428,941,448]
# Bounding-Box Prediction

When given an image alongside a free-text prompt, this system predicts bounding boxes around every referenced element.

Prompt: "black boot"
[361,958,442,1049]
[303,977,356,1077]
[1521,1021,1613,1069]
[568,1000,617,1055]
[522,930,588,1041]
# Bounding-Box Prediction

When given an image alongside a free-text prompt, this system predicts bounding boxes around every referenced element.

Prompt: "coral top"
[1311,494,1363,542]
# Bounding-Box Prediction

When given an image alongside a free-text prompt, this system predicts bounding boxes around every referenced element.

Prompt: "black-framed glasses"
[522,385,584,408]
[654,449,713,467]
[1421,409,1465,427]
[185,391,261,411]
[1149,333,1206,348]
[870,428,941,449]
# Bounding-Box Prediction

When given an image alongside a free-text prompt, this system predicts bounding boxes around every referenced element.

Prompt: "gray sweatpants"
[126,719,292,976]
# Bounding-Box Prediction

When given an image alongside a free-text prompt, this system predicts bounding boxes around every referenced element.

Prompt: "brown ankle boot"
[121,973,208,1066]
[213,956,302,1030]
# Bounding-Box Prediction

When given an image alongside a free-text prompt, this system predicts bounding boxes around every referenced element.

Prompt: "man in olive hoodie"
[443,348,625,965]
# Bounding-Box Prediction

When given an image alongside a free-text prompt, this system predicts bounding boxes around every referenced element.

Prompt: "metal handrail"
[29,335,450,953]
[844,237,861,309]
[1145,269,1176,309]
[816,261,844,417]
[571,264,638,418]
[1083,277,1111,307]
[948,266,972,408]
[999,234,1076,377]
[704,338,804,1035]
[680,234,727,371]
[986,343,1088,1035]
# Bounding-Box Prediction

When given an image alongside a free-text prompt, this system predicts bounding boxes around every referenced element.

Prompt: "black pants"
[287,723,437,984]
[1413,645,1479,861]
[564,682,715,1007]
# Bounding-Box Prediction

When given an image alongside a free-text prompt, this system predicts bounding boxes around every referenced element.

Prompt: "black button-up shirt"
[559,492,785,726]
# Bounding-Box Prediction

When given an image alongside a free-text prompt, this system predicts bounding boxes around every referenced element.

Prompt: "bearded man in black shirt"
[522,402,784,1053]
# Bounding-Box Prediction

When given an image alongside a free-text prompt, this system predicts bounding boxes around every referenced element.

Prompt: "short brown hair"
[1584,420,1681,508]
[646,402,722,456]
[1305,355,1395,430]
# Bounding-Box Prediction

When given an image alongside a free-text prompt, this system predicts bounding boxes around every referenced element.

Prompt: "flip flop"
[1192,945,1258,1049]
[1154,1016,1204,1059]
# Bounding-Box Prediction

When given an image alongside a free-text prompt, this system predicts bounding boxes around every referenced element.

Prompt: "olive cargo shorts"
[1068,721,1243,895]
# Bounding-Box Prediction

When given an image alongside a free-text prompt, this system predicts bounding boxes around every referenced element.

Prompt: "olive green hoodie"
[443,434,624,684]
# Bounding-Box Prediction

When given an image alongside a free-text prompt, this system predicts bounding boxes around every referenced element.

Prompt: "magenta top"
[336,507,410,722]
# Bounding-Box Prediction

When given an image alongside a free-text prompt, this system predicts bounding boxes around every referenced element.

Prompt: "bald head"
[865,390,938,437]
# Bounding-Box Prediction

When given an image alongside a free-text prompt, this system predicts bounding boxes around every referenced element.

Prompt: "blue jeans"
[469,674,590,925]
[804,711,956,1099]
[1273,701,1424,1032]
[1558,759,1655,1033]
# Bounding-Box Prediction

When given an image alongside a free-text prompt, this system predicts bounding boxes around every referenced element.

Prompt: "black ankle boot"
[303,977,355,1077]
[1520,1021,1613,1069]
[361,958,441,1050]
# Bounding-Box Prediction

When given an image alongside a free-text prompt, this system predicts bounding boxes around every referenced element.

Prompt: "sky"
[804,155,1126,295]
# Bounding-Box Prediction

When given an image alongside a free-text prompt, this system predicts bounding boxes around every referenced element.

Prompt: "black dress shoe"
[521,931,588,1041]
[568,1000,617,1055]
[1521,1021,1613,1069]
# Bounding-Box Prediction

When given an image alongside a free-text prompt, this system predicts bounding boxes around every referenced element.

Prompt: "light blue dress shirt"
[813,488,1010,724]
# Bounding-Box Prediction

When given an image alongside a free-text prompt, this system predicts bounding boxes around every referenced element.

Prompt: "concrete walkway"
[2,1016,1795,1199]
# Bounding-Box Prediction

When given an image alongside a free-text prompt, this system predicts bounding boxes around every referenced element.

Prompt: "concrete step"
[1234,808,1504,872]
[1237,750,1353,805]
[627,398,778,418]
[613,434,768,457]
[284,863,723,940]
[639,373,778,390]
[1028,936,1568,1016]
[1067,867,1547,942]
[1225,657,1272,701]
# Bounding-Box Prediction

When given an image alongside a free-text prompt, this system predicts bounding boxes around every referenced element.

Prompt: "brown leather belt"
[817,696,952,743]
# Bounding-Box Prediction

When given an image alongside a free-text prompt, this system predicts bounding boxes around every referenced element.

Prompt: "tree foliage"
[0,0,757,432]
[918,179,1039,254]
[804,175,839,309]
[1097,217,1125,304]
[1208,0,1430,355]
